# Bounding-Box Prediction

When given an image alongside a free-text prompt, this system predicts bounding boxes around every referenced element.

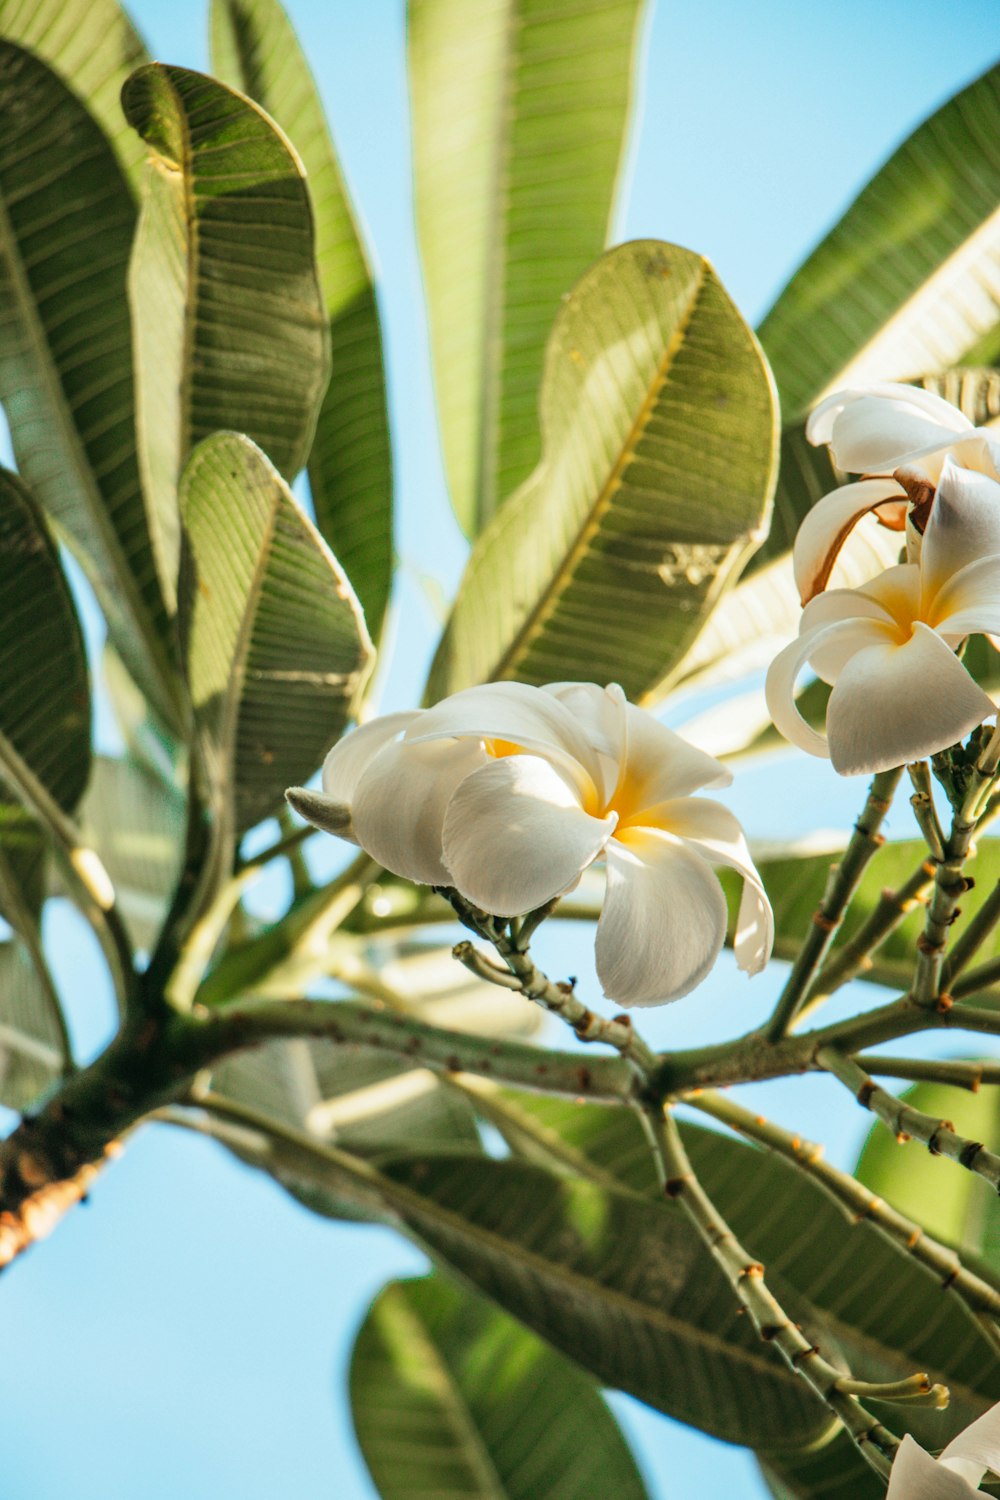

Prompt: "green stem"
[687,1090,1000,1322]
[942,878,1000,988]
[765,768,903,1040]
[818,1047,1000,1193]
[854,1054,1000,1091]
[640,1106,897,1477]
[807,855,935,1006]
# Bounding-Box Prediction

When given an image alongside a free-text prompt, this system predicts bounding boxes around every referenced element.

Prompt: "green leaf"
[409,0,647,535]
[79,756,185,951]
[351,1273,651,1500]
[758,1431,882,1500]
[210,0,394,643]
[0,0,149,192]
[855,1078,1000,1279]
[102,646,185,788]
[375,1153,827,1449]
[0,41,180,731]
[0,467,90,921]
[0,940,68,1112]
[758,62,1000,419]
[470,1091,1000,1449]
[428,241,778,703]
[211,1036,482,1222]
[179,431,372,839]
[754,836,1000,992]
[122,62,332,608]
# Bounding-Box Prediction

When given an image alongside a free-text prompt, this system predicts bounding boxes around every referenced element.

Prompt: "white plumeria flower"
[886,1400,1000,1498]
[795,381,1000,605]
[766,460,1000,775]
[287,680,773,1007]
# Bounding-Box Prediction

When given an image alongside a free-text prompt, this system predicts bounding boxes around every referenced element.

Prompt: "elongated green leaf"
[180,432,372,838]
[758,1431,881,1500]
[0,941,67,1112]
[210,0,393,642]
[102,646,185,787]
[758,62,1000,419]
[122,63,331,606]
[0,466,90,921]
[79,756,184,951]
[0,0,148,192]
[0,42,180,731]
[376,1153,827,1449]
[410,0,646,535]
[856,1079,1000,1278]
[754,836,1000,992]
[428,241,778,703]
[351,1274,651,1500]
[474,1092,1000,1450]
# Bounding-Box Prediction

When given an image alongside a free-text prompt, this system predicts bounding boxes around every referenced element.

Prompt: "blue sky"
[1,3,999,1499]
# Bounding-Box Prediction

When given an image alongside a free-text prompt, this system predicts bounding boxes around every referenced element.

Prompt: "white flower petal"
[646,798,773,975]
[322,711,421,802]
[793,477,906,604]
[543,681,628,802]
[857,562,923,628]
[887,1436,980,1500]
[807,385,971,470]
[921,459,1000,605]
[826,623,996,775]
[441,754,615,916]
[613,709,732,823]
[941,1399,1000,1487]
[352,736,487,884]
[409,682,602,803]
[932,553,1000,640]
[765,619,892,759]
[596,829,728,1005]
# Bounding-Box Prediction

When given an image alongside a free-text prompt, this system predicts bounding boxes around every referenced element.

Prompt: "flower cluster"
[289,681,772,1007]
[766,383,1000,774]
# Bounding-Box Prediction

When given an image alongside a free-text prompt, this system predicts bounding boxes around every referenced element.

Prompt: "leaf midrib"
[489,260,708,681]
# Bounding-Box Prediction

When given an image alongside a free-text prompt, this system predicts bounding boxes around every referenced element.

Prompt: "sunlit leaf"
[79,756,185,951]
[409,0,647,536]
[0,42,180,730]
[180,432,373,842]
[0,0,148,191]
[123,62,331,609]
[428,241,778,703]
[211,0,394,642]
[351,1273,651,1500]
[758,62,1000,419]
[375,1153,827,1449]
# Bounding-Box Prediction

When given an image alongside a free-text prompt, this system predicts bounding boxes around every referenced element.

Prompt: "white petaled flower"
[886,1401,1000,1498]
[287,680,773,1007]
[766,460,1000,776]
[795,381,1000,605]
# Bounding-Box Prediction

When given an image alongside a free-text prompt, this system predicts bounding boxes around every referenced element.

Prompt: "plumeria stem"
[818,1048,1000,1193]
[687,1090,1000,1323]
[639,1105,897,1477]
[802,855,936,1017]
[908,761,946,861]
[765,768,903,1040]
[944,879,1000,987]
[854,1054,1000,1091]
[954,954,1000,998]
[438,889,659,1078]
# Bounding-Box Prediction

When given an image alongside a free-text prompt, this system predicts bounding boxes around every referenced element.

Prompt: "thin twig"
[908,761,946,861]
[687,1091,1000,1324]
[855,1054,1000,1092]
[640,1106,898,1478]
[765,768,903,1040]
[942,878,1000,988]
[804,856,936,1013]
[818,1048,1000,1194]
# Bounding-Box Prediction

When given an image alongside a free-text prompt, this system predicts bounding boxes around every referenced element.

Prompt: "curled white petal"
[794,477,907,604]
[826,623,995,775]
[613,706,732,820]
[543,681,628,802]
[596,829,728,1006]
[921,459,1000,606]
[764,618,894,760]
[409,681,603,804]
[807,384,972,470]
[352,736,487,885]
[932,553,1000,641]
[941,1399,1000,1489]
[322,711,421,803]
[887,1435,980,1500]
[647,798,773,976]
[441,753,616,916]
